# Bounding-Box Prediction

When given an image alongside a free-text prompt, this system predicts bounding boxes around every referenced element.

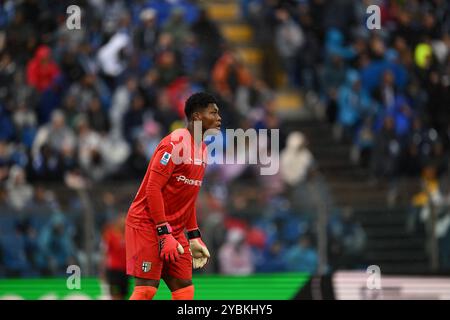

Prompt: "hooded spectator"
[6,165,33,211]
[280,132,314,187]
[337,69,374,139]
[36,212,77,275]
[26,45,60,92]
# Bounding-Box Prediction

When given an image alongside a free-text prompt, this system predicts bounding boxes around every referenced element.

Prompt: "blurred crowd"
[245,0,450,195]
[243,0,450,271]
[0,0,325,278]
[0,0,449,278]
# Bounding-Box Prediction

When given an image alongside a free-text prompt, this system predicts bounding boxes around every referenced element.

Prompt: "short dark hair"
[184,92,217,120]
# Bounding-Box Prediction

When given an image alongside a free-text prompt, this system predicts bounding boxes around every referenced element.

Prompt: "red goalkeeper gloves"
[187,229,210,269]
[156,223,184,263]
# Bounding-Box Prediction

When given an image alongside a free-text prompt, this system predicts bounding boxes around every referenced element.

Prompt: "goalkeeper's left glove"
[187,229,210,269]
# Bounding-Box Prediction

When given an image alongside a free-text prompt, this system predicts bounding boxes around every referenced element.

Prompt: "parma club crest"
[142,261,152,272]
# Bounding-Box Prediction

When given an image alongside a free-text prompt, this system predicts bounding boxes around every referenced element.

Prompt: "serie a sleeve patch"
[160,151,172,165]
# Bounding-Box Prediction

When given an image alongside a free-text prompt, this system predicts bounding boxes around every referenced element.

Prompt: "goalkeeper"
[125,92,222,300]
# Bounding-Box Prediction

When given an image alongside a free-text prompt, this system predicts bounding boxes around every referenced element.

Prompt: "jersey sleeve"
[149,141,176,177]
[145,141,177,225]
[186,205,199,231]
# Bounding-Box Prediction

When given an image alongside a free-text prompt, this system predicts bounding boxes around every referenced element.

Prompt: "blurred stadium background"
[0,0,449,300]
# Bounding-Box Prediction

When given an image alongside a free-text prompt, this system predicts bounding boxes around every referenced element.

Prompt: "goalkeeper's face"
[199,103,222,134]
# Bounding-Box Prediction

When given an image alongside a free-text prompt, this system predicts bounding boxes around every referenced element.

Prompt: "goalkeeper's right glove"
[156,223,184,263]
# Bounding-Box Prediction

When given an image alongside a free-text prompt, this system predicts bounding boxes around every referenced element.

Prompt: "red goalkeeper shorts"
[125,224,192,280]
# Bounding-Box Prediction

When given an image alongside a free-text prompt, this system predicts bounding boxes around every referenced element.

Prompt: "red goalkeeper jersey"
[126,128,207,235]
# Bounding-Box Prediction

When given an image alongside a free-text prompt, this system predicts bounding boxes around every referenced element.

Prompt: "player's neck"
[186,123,203,145]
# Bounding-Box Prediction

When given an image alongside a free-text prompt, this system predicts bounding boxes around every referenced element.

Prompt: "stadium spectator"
[66,72,110,114]
[86,97,110,134]
[256,240,287,273]
[328,207,367,270]
[97,31,132,90]
[12,101,37,149]
[123,94,146,144]
[0,140,12,184]
[75,114,105,181]
[284,234,318,274]
[280,131,314,188]
[190,8,224,70]
[274,7,304,87]
[0,222,28,277]
[351,116,375,168]
[182,37,204,85]
[212,49,253,103]
[0,104,14,142]
[153,90,182,134]
[124,140,149,179]
[407,167,445,233]
[32,110,76,160]
[370,116,401,183]
[437,207,450,270]
[134,8,159,55]
[280,131,319,212]
[0,51,17,103]
[6,165,33,211]
[154,34,183,87]
[110,76,139,138]
[3,9,36,65]
[26,45,60,92]
[218,228,254,275]
[320,54,347,124]
[35,212,77,276]
[24,184,56,213]
[337,69,374,142]
[100,212,129,300]
[162,7,190,50]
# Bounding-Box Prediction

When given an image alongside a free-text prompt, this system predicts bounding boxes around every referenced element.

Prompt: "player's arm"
[186,206,210,269]
[146,143,184,263]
